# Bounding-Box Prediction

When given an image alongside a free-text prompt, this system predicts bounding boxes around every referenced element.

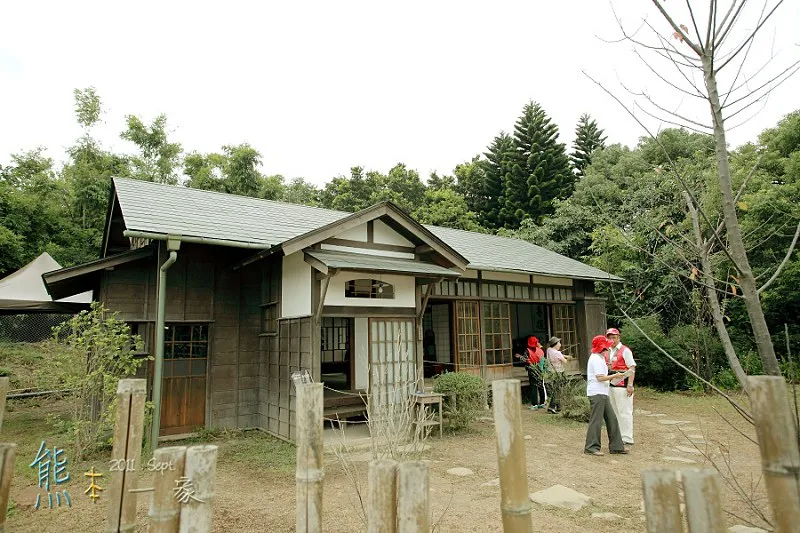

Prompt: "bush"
[433,371,486,431]
[619,316,693,391]
[555,375,591,422]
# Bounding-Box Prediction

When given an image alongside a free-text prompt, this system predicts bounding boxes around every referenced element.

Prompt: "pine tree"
[506,101,573,227]
[480,132,515,230]
[570,113,607,178]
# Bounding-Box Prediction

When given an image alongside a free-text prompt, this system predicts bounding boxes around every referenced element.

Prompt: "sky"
[1,0,798,187]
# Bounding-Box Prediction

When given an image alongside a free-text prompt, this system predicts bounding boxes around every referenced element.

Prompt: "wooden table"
[412,392,444,438]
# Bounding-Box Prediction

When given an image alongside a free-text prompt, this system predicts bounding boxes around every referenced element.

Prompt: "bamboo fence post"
[367,459,398,533]
[491,379,532,533]
[296,382,324,533]
[747,376,800,532]
[0,443,17,533]
[641,468,683,533]
[0,377,8,433]
[178,445,218,533]
[107,379,147,533]
[681,469,725,533]
[148,446,187,533]
[397,461,429,533]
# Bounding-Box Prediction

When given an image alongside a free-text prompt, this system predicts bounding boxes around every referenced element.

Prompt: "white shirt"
[547,347,567,372]
[586,352,610,396]
[609,343,636,369]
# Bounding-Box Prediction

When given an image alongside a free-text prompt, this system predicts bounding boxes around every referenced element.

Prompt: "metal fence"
[0,313,72,343]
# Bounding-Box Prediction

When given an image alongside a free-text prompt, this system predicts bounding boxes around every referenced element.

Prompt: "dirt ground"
[5,388,769,532]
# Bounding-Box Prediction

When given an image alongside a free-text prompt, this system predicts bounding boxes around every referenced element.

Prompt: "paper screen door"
[369,318,416,410]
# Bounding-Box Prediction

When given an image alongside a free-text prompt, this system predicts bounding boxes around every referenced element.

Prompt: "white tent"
[0,253,92,314]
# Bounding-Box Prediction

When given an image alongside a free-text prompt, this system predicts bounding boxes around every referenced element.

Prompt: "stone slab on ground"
[658,419,691,425]
[663,456,698,464]
[592,512,623,520]
[396,443,431,454]
[447,467,474,477]
[530,484,592,511]
[674,445,702,455]
[524,435,532,440]
[729,526,767,533]
[635,409,651,415]
[481,478,501,487]
[644,413,667,417]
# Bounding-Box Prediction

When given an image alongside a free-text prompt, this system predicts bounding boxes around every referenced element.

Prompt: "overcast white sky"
[1,0,798,187]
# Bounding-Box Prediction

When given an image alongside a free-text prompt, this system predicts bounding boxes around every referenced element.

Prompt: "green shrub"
[620,316,693,391]
[557,376,591,422]
[433,371,486,431]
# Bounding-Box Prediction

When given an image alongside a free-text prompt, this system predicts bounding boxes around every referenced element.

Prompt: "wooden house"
[43,178,621,441]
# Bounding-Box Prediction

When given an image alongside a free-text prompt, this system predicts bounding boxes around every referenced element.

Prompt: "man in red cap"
[606,327,636,445]
[584,334,628,455]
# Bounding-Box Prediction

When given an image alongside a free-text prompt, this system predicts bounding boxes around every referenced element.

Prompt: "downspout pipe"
[150,237,181,449]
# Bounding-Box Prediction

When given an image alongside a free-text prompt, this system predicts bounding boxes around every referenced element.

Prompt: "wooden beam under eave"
[303,252,328,275]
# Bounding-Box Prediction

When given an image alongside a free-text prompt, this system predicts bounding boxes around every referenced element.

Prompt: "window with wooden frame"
[552,304,578,357]
[320,317,350,363]
[480,282,506,299]
[345,279,395,299]
[483,302,512,365]
[455,301,481,369]
[261,304,278,335]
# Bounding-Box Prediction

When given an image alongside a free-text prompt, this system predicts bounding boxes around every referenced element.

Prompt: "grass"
[0,341,72,391]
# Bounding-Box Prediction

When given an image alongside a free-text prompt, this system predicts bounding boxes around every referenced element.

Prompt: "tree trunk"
[684,192,749,390]
[701,56,780,376]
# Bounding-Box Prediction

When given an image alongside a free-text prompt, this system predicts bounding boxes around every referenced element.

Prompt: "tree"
[120,114,182,184]
[594,0,800,377]
[570,113,607,178]
[282,178,320,206]
[480,133,515,229]
[412,188,485,232]
[453,156,488,216]
[426,171,456,191]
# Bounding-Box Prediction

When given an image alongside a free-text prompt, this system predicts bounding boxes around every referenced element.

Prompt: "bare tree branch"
[634,47,707,99]
[632,101,714,135]
[723,58,800,110]
[686,0,706,52]
[758,221,800,293]
[651,0,704,56]
[715,0,750,50]
[717,0,785,71]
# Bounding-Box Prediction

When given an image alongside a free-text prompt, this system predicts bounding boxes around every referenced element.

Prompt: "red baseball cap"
[606,328,620,336]
[592,335,614,353]
[527,336,539,348]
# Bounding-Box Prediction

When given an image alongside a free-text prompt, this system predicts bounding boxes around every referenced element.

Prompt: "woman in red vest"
[517,336,546,410]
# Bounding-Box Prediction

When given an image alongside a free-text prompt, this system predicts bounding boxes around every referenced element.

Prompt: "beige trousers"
[608,386,634,444]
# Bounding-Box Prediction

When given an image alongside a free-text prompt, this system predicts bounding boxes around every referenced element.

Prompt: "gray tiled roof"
[112,178,621,282]
[306,249,461,277]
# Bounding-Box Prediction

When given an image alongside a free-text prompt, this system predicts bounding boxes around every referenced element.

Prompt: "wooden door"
[454,300,481,375]
[369,318,415,410]
[160,324,208,436]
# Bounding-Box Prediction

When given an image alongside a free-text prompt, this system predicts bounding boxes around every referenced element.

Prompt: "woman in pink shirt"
[546,337,567,413]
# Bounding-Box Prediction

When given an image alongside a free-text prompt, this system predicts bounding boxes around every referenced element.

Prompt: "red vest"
[610,344,631,386]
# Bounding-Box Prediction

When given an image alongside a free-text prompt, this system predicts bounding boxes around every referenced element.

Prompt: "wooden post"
[296,382,324,533]
[148,446,187,533]
[491,379,532,533]
[368,459,398,533]
[178,445,218,533]
[0,377,8,433]
[641,469,683,533]
[397,461,429,533]
[681,469,725,533]
[0,443,17,533]
[107,379,147,533]
[747,376,800,533]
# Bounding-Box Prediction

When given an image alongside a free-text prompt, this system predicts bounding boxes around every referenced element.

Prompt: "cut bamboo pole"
[178,445,218,533]
[107,379,147,533]
[641,468,683,533]
[148,446,187,533]
[367,459,398,533]
[747,376,800,533]
[491,379,532,533]
[681,469,725,533]
[296,382,324,533]
[0,377,8,433]
[397,461,429,533]
[0,443,17,533]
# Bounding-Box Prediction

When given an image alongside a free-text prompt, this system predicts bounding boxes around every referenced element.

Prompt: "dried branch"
[757,220,800,293]
[686,0,706,52]
[650,0,704,56]
[717,0,785,72]
[715,0,750,50]
[634,47,707,98]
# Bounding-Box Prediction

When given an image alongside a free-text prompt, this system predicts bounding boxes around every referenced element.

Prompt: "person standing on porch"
[517,336,546,410]
[606,327,636,445]
[545,336,566,414]
[584,335,628,456]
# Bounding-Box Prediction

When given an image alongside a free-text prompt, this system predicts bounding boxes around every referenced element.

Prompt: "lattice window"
[532,287,573,301]
[552,304,578,357]
[483,302,512,365]
[261,304,278,335]
[163,324,209,378]
[506,284,530,300]
[345,279,394,299]
[455,301,481,369]
[480,283,506,299]
[320,317,350,363]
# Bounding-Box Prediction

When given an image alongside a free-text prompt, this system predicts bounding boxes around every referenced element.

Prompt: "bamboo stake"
[368,459,398,533]
[641,469,683,533]
[397,461,429,533]
[681,469,725,533]
[107,379,147,533]
[178,445,218,533]
[296,382,324,533]
[747,376,800,532]
[0,377,8,433]
[148,446,187,533]
[0,443,17,533]
[491,379,532,533]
